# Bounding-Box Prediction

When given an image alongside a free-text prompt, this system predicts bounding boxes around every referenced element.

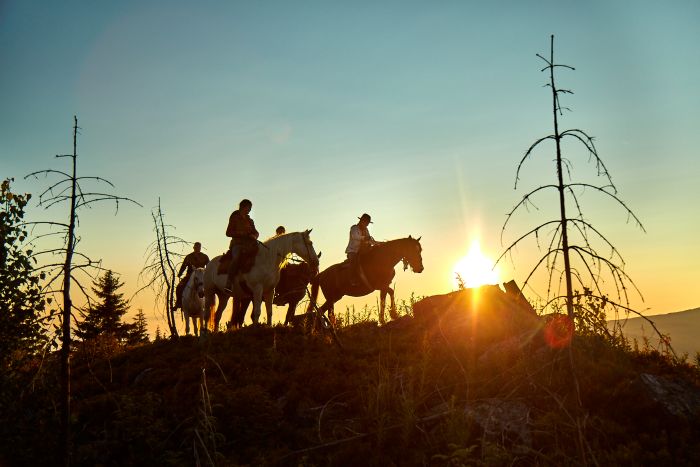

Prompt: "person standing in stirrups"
[173,242,209,310]
[224,199,259,294]
[345,213,377,286]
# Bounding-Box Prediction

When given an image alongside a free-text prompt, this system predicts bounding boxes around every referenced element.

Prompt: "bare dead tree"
[133,198,188,338]
[24,116,140,466]
[497,36,654,340]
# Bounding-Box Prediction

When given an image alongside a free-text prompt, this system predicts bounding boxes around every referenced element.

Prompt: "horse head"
[191,268,206,299]
[402,235,424,273]
[292,229,320,271]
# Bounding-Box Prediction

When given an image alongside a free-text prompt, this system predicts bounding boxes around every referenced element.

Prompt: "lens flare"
[544,314,574,349]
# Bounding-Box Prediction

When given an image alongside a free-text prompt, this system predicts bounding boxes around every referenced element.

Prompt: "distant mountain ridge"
[610,306,700,358]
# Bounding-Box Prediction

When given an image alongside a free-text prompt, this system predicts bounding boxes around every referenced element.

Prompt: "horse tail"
[306,273,320,313]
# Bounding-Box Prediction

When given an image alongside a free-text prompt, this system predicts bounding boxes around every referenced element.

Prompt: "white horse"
[182,267,205,336]
[202,230,319,331]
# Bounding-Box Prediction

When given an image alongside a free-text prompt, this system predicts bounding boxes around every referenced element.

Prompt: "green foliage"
[75,270,134,342]
[0,178,47,368]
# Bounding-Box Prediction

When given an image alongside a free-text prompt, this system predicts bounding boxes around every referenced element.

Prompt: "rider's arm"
[225,212,237,237]
[250,219,260,240]
[177,257,189,277]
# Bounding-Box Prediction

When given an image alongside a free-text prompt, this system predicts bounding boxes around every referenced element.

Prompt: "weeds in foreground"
[194,368,224,466]
[1,300,699,466]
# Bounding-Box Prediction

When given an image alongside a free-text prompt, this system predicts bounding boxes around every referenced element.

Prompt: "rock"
[411,282,541,347]
[635,373,700,419]
[464,399,532,451]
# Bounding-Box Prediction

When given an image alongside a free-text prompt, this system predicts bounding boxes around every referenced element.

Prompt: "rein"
[370,239,415,272]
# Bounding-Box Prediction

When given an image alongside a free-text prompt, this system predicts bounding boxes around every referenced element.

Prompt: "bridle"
[187,272,204,300]
[301,232,319,268]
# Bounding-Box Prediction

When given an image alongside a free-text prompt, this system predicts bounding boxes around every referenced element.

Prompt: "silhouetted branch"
[496,220,561,266]
[515,136,556,188]
[565,183,645,232]
[521,248,564,290]
[133,199,186,337]
[501,185,558,238]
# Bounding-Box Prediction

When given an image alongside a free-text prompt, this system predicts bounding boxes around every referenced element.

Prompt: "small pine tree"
[127,308,150,345]
[154,326,163,341]
[76,270,134,342]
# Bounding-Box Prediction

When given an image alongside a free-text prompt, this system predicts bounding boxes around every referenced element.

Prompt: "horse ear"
[408,235,413,239]
[307,228,313,234]
[417,236,421,242]
[318,251,322,258]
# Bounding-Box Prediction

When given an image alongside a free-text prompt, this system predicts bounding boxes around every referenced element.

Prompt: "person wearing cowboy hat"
[345,213,377,286]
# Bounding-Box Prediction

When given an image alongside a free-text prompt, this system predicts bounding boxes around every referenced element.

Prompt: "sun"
[453,240,500,289]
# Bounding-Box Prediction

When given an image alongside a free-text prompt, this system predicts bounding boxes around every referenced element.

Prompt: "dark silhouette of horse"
[307,236,424,324]
[228,261,317,328]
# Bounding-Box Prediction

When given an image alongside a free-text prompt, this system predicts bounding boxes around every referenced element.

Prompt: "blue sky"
[2,1,699,331]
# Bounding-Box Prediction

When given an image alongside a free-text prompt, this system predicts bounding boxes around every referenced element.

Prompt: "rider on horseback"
[174,242,209,310]
[345,213,377,286]
[224,199,259,294]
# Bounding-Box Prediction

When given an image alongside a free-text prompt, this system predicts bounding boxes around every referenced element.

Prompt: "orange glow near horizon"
[452,240,500,289]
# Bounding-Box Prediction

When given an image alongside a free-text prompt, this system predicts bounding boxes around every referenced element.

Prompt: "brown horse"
[307,236,424,324]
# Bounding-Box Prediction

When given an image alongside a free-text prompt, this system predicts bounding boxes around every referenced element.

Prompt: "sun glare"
[453,240,500,289]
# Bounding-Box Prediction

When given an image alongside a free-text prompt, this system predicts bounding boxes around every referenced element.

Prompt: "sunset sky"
[2,1,699,333]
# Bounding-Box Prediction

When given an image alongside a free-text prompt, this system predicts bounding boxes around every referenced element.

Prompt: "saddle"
[217,243,259,276]
[341,254,372,290]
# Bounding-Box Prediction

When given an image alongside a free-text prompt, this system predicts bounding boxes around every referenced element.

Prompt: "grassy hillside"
[2,288,700,466]
[610,307,700,360]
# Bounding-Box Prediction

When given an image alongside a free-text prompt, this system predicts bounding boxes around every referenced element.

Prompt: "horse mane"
[369,237,417,252]
[263,231,299,245]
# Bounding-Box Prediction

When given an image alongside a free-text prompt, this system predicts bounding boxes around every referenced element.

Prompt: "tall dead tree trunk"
[25,116,140,465]
[59,116,78,466]
[155,200,179,336]
[498,35,647,337]
[546,37,575,319]
[134,199,187,338]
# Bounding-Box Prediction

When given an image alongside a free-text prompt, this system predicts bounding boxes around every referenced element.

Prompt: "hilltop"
[610,307,700,359]
[2,286,700,466]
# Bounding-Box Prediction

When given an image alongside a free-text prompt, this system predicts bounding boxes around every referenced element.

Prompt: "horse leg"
[214,294,229,331]
[227,299,238,330]
[203,291,216,334]
[328,303,336,326]
[263,290,274,325]
[251,288,263,324]
[388,286,398,319]
[184,311,191,335]
[238,299,250,327]
[284,300,298,325]
[193,316,199,337]
[231,298,248,328]
[379,289,387,325]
